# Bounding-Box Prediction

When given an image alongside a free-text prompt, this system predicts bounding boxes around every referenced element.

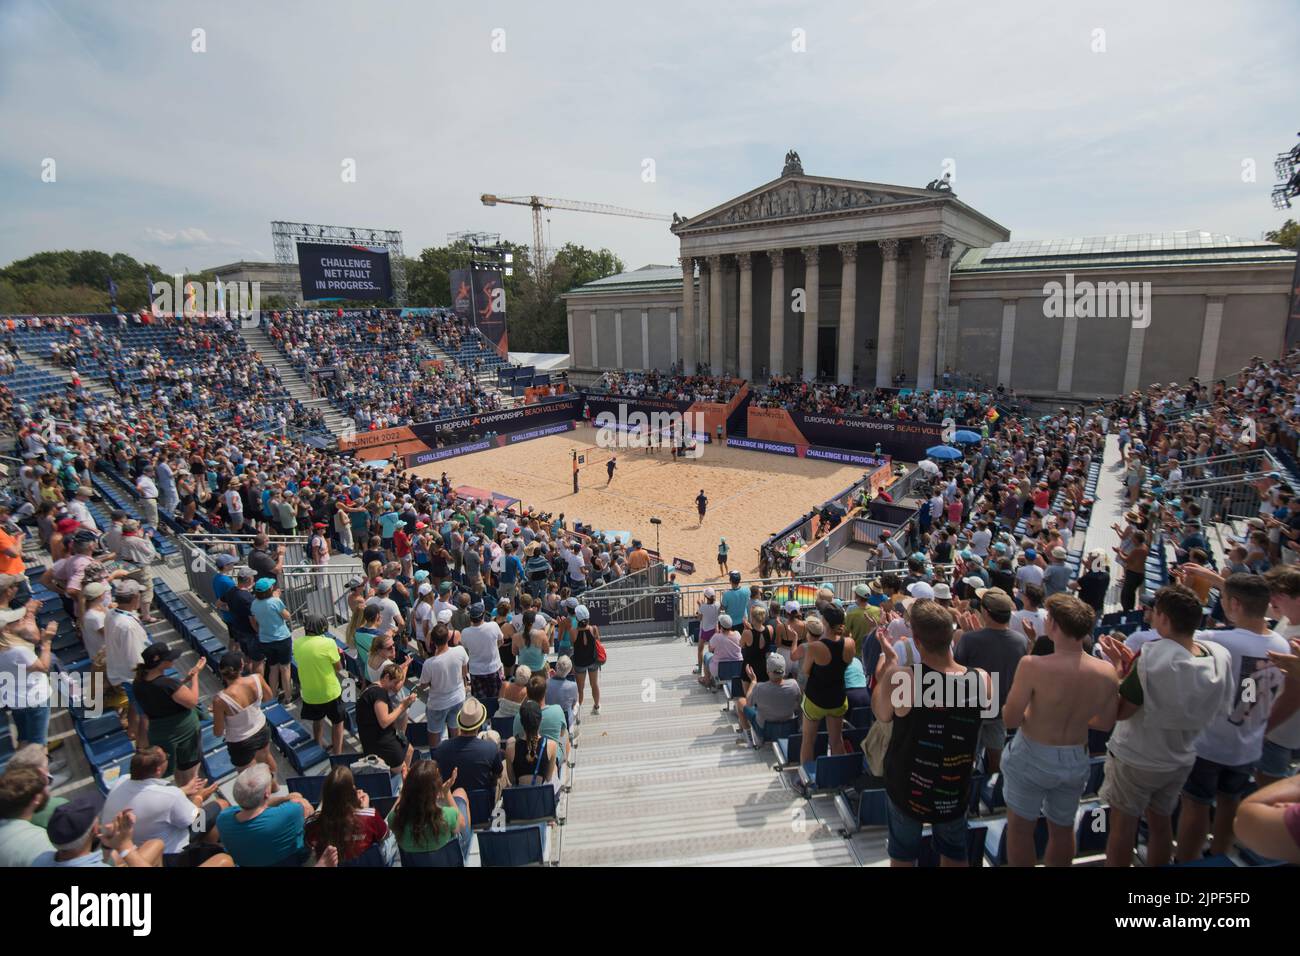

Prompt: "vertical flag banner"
[449,269,473,322]
[471,268,509,357]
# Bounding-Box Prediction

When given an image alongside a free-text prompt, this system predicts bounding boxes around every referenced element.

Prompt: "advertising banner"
[747,406,943,461]
[411,396,582,446]
[471,268,508,357]
[449,269,473,322]
[296,242,393,301]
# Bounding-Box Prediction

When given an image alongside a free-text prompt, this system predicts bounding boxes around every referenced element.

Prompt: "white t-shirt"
[364,596,401,634]
[971,529,992,557]
[1009,608,1047,640]
[224,489,243,516]
[564,550,586,582]
[100,778,198,855]
[105,610,151,688]
[1015,564,1045,589]
[421,647,469,711]
[412,602,434,644]
[1124,628,1160,654]
[0,644,47,708]
[1192,626,1290,766]
[461,621,504,676]
[82,605,108,659]
[1267,620,1300,749]
[699,602,720,632]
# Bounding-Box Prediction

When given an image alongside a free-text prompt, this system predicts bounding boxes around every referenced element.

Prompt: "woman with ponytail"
[211,650,277,774]
[504,699,556,787]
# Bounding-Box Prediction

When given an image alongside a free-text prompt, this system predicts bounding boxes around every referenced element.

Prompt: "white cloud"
[0,0,1295,274]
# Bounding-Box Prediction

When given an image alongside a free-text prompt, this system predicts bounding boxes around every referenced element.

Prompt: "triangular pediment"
[672,175,945,233]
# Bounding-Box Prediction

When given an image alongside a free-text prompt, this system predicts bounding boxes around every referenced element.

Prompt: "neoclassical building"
[563,152,1297,397]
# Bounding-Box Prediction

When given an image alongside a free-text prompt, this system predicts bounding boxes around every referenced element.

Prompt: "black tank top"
[741,624,770,683]
[511,736,552,781]
[572,625,596,668]
[804,636,848,709]
[884,662,983,823]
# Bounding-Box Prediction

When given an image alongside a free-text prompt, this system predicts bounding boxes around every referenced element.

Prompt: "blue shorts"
[886,796,968,864]
[1182,756,1255,804]
[425,701,463,736]
[1257,740,1300,779]
[1000,732,1089,827]
[11,705,50,746]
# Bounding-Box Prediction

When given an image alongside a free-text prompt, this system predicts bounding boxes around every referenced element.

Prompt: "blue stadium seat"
[983,815,1049,866]
[835,787,889,833]
[467,788,496,830]
[502,784,560,825]
[1074,803,1110,858]
[798,752,864,795]
[399,841,466,868]
[476,824,549,866]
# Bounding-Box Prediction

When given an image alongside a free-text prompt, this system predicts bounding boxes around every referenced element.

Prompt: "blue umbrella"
[953,430,982,445]
[926,445,963,461]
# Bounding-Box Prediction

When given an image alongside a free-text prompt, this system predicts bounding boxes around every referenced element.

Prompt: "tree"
[0,250,167,313]
[1265,219,1300,250]
[402,239,619,352]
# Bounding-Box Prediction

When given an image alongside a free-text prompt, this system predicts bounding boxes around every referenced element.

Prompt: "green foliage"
[405,240,622,352]
[0,249,167,313]
[1265,219,1300,250]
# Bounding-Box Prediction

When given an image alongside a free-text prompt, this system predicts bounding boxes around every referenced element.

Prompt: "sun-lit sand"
[409,424,869,583]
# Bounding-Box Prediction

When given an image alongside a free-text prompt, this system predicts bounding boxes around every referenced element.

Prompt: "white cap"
[418,583,433,597]
[436,609,454,624]
[907,581,935,600]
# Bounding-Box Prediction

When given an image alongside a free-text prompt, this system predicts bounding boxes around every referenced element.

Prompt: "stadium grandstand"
[0,299,1296,874]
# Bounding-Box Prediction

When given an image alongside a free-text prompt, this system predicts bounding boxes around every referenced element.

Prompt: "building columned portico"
[563,153,1297,398]
[668,152,1008,388]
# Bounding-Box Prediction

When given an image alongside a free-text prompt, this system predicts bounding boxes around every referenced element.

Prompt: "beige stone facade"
[562,155,1297,397]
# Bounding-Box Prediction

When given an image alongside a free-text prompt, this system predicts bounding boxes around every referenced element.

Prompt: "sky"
[1,0,1297,275]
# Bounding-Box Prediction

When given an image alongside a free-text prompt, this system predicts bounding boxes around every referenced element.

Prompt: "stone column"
[614,310,623,367]
[916,234,953,389]
[800,246,820,381]
[1122,323,1146,393]
[1057,311,1079,393]
[767,248,786,377]
[875,238,900,387]
[668,310,677,369]
[589,313,598,366]
[1197,295,1225,382]
[642,310,651,369]
[699,260,711,370]
[738,252,753,381]
[678,257,696,373]
[708,255,724,376]
[836,243,859,385]
[998,299,1017,387]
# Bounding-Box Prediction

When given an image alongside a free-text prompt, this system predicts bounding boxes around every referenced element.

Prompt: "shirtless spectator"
[1000,594,1118,866]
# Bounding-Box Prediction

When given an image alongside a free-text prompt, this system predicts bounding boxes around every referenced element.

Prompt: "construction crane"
[480,193,671,281]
